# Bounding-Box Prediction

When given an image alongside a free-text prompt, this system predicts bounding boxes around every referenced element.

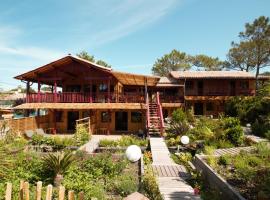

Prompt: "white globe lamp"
[125,145,142,162]
[180,135,190,145]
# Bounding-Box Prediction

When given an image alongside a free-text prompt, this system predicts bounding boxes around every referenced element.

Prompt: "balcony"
[26,92,146,103]
[185,89,255,96]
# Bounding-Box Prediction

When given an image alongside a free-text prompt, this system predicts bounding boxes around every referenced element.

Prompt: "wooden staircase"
[146,92,165,136]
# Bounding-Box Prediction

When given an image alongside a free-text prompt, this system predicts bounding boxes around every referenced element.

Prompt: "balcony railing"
[26,92,146,103]
[185,89,255,96]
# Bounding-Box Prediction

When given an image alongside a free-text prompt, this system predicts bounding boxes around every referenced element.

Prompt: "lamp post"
[177,135,190,153]
[125,145,142,162]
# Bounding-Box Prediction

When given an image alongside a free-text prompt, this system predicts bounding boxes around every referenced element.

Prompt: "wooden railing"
[5,180,85,200]
[156,92,165,135]
[185,89,255,96]
[26,92,146,103]
[159,95,184,103]
[146,93,150,130]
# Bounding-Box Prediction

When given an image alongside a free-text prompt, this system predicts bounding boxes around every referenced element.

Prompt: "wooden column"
[54,80,57,103]
[107,78,111,103]
[26,81,30,103]
[144,78,148,103]
[53,110,57,134]
[37,80,41,116]
[89,80,93,103]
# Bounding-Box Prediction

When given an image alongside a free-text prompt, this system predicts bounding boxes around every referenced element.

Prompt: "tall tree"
[238,16,270,92]
[76,51,111,68]
[191,54,224,71]
[76,51,95,62]
[96,60,111,68]
[226,41,256,72]
[152,49,191,76]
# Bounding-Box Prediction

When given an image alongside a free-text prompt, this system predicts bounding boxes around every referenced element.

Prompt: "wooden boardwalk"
[213,146,254,156]
[150,137,201,200]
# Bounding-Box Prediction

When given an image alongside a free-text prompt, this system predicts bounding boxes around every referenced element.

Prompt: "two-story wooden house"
[13,55,269,135]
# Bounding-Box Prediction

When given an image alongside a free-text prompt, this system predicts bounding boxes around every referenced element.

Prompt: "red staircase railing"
[146,93,150,132]
[156,92,165,136]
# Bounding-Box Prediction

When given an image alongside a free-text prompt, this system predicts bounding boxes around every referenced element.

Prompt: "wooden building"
[13,55,269,135]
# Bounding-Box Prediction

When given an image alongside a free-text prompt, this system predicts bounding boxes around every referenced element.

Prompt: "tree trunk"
[255,65,260,95]
[54,174,64,187]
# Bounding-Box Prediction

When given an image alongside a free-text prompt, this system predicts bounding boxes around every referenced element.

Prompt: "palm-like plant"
[43,151,75,186]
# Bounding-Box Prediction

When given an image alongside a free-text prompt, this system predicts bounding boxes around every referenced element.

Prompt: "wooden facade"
[12,55,269,134]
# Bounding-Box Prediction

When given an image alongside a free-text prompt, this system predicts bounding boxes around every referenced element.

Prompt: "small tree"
[43,151,75,186]
[77,51,111,68]
[191,54,225,71]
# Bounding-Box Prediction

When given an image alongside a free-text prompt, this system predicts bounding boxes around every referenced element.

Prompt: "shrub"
[218,155,231,166]
[142,166,163,200]
[74,124,90,145]
[113,174,137,196]
[99,136,147,147]
[177,152,192,165]
[170,109,190,135]
[204,145,215,155]
[99,139,118,147]
[221,117,244,146]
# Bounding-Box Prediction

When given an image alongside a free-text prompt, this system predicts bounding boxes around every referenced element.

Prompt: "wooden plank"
[19,180,24,200]
[23,182,30,200]
[59,186,65,200]
[5,183,12,200]
[46,185,53,200]
[36,181,42,200]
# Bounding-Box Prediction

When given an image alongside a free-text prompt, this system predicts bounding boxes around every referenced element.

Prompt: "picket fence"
[5,180,86,200]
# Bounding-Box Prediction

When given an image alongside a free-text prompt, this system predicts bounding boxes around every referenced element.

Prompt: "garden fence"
[5,180,87,200]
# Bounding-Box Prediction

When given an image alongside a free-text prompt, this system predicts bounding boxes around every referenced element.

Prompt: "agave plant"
[43,151,75,186]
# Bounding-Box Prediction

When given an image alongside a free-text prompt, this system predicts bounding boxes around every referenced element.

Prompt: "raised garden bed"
[193,143,270,200]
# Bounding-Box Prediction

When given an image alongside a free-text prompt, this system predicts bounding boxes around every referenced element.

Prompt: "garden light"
[125,145,142,162]
[180,135,190,145]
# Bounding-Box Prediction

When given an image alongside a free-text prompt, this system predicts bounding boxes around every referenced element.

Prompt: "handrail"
[76,117,91,134]
[146,93,150,131]
[156,92,165,135]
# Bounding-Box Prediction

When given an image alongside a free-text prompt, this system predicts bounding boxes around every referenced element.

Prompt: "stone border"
[193,154,246,200]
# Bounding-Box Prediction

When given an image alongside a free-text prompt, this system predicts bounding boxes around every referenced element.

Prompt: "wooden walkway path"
[150,137,201,200]
[213,146,254,156]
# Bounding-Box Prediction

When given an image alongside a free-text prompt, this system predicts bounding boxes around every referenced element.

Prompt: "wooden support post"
[53,110,57,134]
[68,190,75,200]
[36,181,42,200]
[144,78,148,103]
[23,182,30,200]
[54,80,57,103]
[59,186,65,200]
[78,192,84,200]
[46,184,53,200]
[90,80,93,103]
[5,183,12,200]
[19,180,24,200]
[26,81,30,103]
[107,78,110,103]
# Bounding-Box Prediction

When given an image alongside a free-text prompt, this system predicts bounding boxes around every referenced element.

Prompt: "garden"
[0,123,161,200]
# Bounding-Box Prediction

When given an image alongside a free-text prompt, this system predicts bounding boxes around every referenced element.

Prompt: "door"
[194,103,204,115]
[197,81,204,96]
[115,112,128,131]
[230,81,236,96]
[67,111,79,131]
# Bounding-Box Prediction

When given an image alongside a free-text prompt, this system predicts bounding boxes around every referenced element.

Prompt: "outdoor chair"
[25,130,34,138]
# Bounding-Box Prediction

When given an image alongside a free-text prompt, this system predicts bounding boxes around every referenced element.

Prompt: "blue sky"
[0,0,269,89]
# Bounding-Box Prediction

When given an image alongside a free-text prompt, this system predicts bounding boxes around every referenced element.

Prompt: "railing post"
[5,182,12,200]
[54,81,57,103]
[38,80,41,103]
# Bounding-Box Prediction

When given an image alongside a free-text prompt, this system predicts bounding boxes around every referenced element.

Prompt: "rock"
[124,192,149,200]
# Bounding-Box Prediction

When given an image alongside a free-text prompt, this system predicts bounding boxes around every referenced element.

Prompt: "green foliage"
[77,51,111,68]
[191,54,225,71]
[225,96,270,138]
[152,49,191,76]
[172,152,192,167]
[42,151,75,177]
[112,174,137,197]
[143,151,152,165]
[74,124,91,145]
[204,146,216,155]
[31,134,76,150]
[99,135,147,147]
[142,166,163,200]
[169,109,190,135]
[218,155,231,166]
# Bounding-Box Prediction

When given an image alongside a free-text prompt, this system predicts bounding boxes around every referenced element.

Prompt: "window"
[131,112,142,123]
[101,111,111,122]
[206,102,214,112]
[55,111,63,122]
[240,81,249,89]
[82,111,90,118]
[186,81,194,90]
[99,83,108,92]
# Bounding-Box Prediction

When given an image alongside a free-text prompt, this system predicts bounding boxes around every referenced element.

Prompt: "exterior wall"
[47,109,146,134]
[186,100,225,117]
[185,79,255,96]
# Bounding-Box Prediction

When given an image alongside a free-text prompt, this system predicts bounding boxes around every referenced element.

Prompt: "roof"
[0,93,25,101]
[156,77,184,87]
[170,71,270,80]
[14,103,147,110]
[111,71,159,86]
[14,55,159,86]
